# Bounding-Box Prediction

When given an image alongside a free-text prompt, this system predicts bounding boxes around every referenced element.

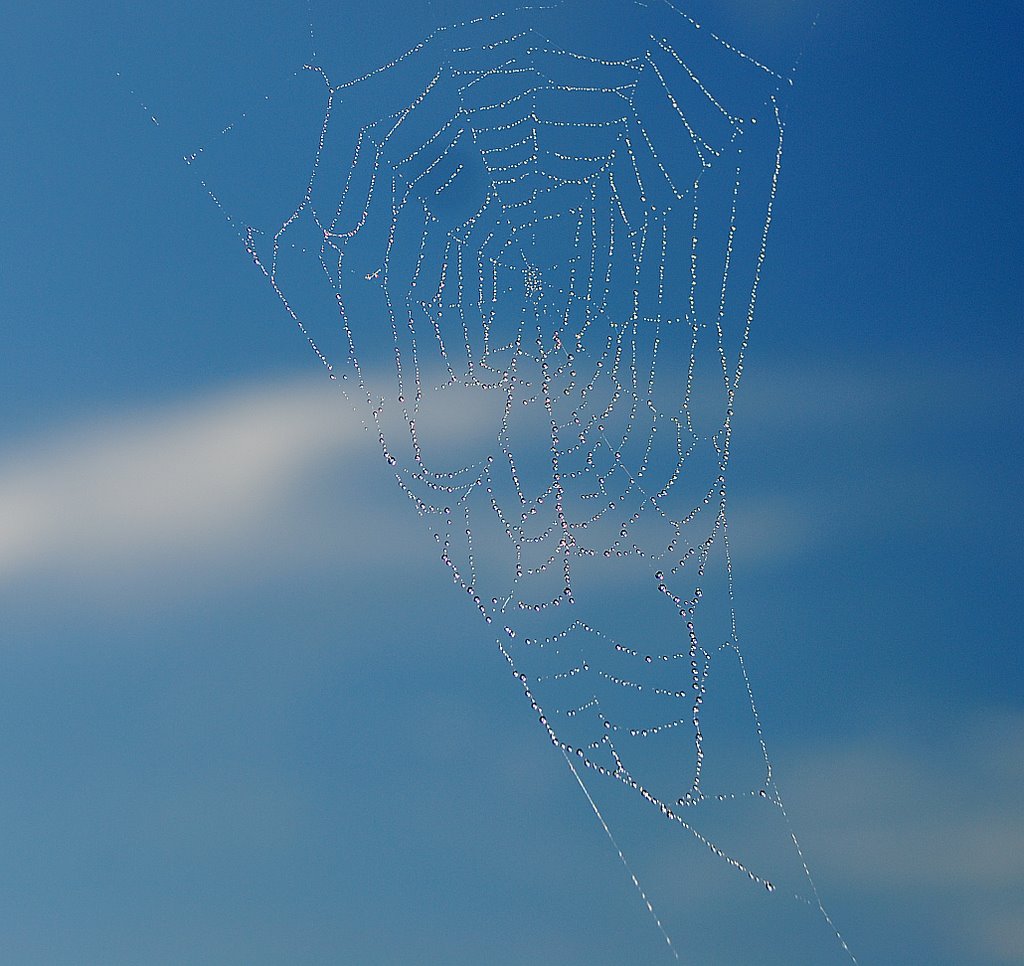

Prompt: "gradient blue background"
[1,1,1021,963]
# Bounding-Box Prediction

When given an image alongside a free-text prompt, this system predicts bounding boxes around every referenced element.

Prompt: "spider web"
[184,0,854,960]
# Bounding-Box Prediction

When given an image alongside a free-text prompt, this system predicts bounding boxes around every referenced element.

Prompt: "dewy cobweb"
[183,0,855,960]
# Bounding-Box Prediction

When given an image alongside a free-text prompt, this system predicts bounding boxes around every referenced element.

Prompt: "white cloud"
[783,709,1024,962]
[0,378,358,581]
[0,375,465,614]
[735,354,1009,433]
[0,375,518,609]
[727,495,819,565]
[0,379,368,583]
[0,356,977,606]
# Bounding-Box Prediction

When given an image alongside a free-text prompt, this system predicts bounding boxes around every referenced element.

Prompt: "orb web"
[185,1,854,960]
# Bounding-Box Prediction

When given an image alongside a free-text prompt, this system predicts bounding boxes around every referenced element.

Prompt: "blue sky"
[1,1,1022,964]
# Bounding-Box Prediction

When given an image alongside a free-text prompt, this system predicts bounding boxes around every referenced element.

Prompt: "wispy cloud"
[783,709,1024,963]
[736,352,1015,434]
[0,378,355,580]
[0,374,516,608]
[0,357,986,605]
[0,377,431,610]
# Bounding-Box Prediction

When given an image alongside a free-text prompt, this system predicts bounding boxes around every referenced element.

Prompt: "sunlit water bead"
[524,263,544,300]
